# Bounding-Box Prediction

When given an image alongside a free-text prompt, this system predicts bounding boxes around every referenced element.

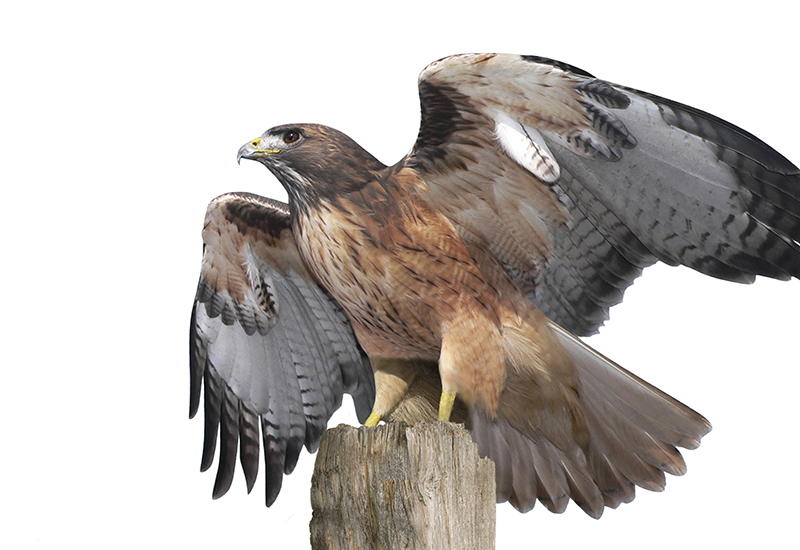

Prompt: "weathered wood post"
[310,422,496,550]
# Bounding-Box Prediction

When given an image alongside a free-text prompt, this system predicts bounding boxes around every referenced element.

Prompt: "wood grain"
[310,422,495,549]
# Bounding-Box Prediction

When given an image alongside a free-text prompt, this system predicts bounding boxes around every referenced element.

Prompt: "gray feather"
[535,85,800,333]
[212,383,240,499]
[239,403,260,493]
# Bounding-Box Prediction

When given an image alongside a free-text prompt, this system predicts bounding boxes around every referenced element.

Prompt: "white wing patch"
[493,112,560,183]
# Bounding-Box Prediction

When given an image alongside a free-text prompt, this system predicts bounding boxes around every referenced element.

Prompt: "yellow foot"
[364,411,382,427]
[438,390,457,422]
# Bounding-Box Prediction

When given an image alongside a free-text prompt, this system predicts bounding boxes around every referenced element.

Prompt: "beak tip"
[236,144,249,165]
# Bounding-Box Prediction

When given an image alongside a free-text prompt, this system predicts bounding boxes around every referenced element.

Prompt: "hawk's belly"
[295,202,495,361]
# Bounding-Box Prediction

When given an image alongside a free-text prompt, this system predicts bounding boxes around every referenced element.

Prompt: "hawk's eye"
[283,131,300,145]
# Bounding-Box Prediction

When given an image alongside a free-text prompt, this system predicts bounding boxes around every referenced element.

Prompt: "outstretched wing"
[190,192,375,505]
[407,53,800,335]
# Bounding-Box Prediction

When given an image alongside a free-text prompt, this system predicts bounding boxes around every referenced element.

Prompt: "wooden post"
[309,422,496,550]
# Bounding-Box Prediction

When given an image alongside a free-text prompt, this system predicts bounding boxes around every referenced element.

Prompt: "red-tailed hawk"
[190,53,799,517]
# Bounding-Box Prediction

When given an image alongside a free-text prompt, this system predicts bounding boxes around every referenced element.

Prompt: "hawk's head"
[238,123,386,215]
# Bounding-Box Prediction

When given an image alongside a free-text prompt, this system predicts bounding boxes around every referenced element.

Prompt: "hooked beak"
[237,137,279,165]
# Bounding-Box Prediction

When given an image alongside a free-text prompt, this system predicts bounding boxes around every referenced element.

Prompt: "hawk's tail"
[469,319,711,518]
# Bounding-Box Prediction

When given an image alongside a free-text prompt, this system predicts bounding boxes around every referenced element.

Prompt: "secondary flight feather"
[190,53,798,516]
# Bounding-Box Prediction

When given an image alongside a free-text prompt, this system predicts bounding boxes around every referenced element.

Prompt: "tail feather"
[555,322,710,449]
[467,319,710,517]
[581,380,687,476]
[586,452,635,509]
[582,402,667,492]
[471,412,514,502]
[559,447,605,518]
[506,430,538,512]
[471,410,606,518]
[527,436,570,514]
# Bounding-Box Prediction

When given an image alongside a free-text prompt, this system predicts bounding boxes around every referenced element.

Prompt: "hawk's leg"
[438,390,457,421]
[437,314,505,421]
[364,411,382,427]
[363,359,420,426]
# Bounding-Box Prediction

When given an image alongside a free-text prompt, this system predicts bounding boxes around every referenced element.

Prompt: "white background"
[3,1,798,548]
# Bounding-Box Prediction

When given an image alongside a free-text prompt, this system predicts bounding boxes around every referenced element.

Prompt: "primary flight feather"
[190,53,798,516]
